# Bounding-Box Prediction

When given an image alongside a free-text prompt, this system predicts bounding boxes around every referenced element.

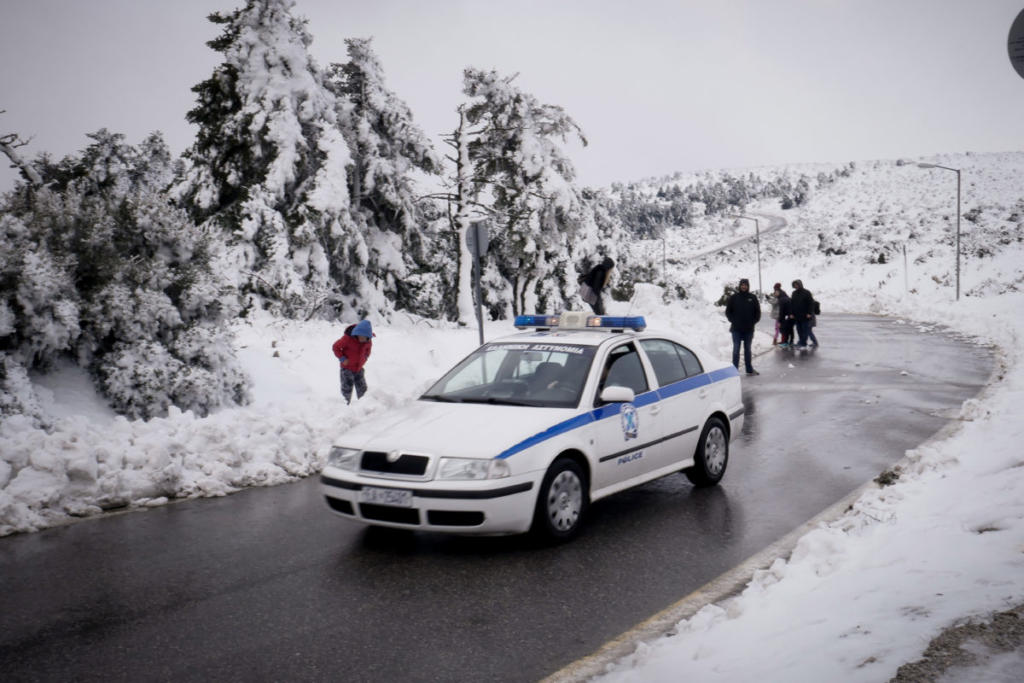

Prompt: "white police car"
[321,312,744,540]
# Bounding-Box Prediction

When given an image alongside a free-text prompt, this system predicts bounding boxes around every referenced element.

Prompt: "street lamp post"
[917,163,961,301]
[729,215,762,299]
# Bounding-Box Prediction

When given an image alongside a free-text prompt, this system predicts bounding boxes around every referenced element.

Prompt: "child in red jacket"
[332,319,374,404]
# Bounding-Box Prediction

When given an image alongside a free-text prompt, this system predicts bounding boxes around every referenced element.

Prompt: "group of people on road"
[769,280,819,349]
[578,258,824,381]
[726,278,819,376]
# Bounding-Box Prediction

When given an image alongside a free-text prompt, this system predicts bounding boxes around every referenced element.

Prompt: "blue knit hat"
[351,319,373,338]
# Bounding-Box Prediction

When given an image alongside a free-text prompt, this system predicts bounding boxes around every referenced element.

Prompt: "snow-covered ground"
[2,152,1023,680]
[597,291,1024,682]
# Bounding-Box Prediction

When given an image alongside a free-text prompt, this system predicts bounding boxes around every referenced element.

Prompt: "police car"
[321,312,744,540]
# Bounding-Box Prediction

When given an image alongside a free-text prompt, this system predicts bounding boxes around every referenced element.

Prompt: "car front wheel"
[684,417,729,487]
[532,458,587,541]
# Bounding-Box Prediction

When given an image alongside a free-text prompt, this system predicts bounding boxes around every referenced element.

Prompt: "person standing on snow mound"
[332,319,374,404]
[583,256,615,315]
[725,278,761,376]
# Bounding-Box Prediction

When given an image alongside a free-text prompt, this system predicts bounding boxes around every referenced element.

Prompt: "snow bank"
[0,312,477,536]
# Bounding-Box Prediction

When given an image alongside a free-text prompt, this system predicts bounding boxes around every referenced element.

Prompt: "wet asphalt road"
[0,315,993,682]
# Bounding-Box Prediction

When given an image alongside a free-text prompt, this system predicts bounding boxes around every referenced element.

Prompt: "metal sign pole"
[466,221,489,346]
[754,218,762,300]
[473,247,484,346]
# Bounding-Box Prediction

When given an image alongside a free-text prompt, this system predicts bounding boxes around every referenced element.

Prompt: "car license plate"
[359,486,413,508]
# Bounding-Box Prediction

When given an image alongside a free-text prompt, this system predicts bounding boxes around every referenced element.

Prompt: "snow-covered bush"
[95,340,183,419]
[0,130,250,420]
[0,353,43,425]
[168,325,251,414]
[92,325,250,420]
[0,215,81,368]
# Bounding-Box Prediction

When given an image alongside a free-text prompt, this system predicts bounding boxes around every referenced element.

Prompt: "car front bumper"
[320,467,539,535]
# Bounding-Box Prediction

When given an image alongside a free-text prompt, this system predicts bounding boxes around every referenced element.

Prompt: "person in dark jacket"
[725,278,762,375]
[777,286,794,348]
[583,256,615,315]
[789,279,814,348]
[332,319,374,404]
[807,298,820,347]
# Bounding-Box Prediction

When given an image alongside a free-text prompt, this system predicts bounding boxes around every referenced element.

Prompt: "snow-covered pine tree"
[461,68,589,316]
[793,176,812,207]
[324,38,451,318]
[176,0,363,319]
[1,130,249,420]
[427,105,480,324]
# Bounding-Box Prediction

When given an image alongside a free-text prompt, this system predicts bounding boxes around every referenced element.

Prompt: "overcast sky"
[2,0,1022,192]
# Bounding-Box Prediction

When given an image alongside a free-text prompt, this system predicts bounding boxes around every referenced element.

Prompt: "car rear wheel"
[532,458,587,541]
[684,417,728,487]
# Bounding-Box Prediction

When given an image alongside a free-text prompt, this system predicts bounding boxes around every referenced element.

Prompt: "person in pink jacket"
[332,319,374,404]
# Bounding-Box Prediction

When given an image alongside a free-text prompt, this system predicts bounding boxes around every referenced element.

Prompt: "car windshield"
[421,342,597,408]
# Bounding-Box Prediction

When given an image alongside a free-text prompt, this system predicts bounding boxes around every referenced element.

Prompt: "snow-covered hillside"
[642,152,1024,306]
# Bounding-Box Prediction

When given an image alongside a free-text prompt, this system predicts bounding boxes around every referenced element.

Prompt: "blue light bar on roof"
[515,313,646,332]
[514,314,560,329]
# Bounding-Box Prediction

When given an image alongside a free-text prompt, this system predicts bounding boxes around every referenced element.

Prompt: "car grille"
[360,451,430,477]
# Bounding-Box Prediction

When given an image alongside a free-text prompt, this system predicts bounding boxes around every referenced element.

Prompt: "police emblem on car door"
[620,402,638,440]
[591,342,660,489]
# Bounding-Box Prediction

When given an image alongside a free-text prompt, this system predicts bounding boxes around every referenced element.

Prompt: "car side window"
[639,339,705,384]
[639,339,688,387]
[595,343,649,404]
[675,344,704,377]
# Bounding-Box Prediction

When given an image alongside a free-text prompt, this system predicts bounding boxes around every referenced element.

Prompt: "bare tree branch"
[0,111,43,187]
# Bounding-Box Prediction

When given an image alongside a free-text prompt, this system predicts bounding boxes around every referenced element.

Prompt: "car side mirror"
[600,386,635,404]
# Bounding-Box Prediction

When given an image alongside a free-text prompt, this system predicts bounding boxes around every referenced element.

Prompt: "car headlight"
[437,457,511,480]
[327,447,360,471]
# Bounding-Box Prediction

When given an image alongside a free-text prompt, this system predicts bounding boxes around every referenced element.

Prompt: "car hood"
[334,400,577,459]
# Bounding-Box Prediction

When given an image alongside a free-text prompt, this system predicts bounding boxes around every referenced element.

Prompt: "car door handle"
[698,388,708,399]
[650,405,662,415]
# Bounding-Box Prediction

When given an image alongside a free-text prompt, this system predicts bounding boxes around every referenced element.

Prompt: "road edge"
[539,480,873,683]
